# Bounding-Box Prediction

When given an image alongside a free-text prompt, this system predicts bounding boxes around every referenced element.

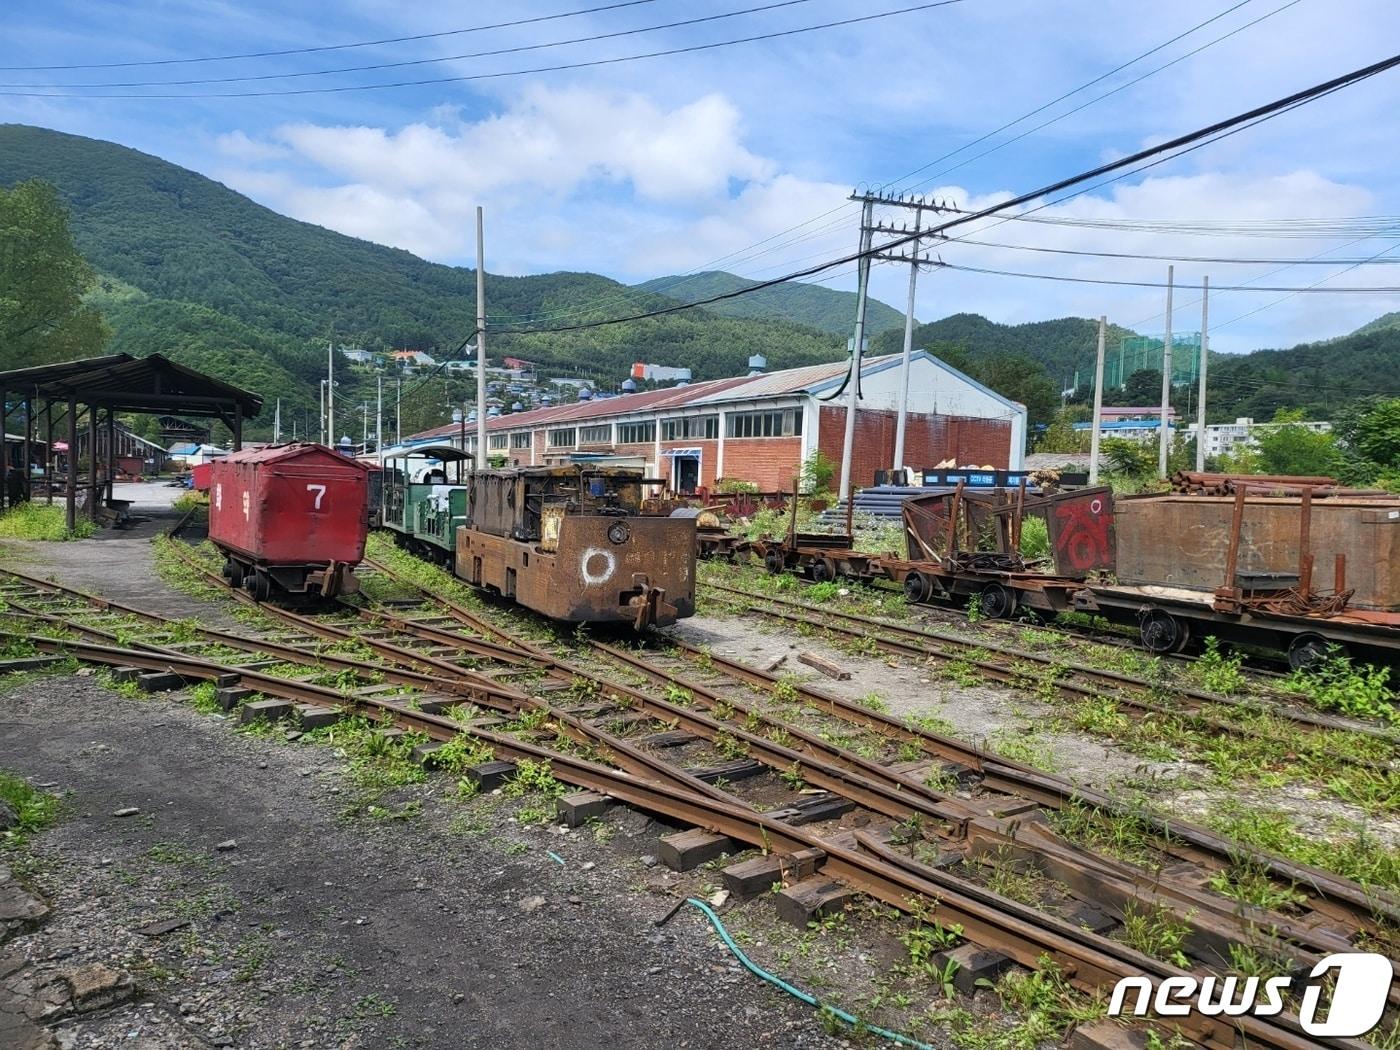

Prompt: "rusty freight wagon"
[1074,483,1400,667]
[209,443,371,600]
[883,483,1116,618]
[454,466,696,629]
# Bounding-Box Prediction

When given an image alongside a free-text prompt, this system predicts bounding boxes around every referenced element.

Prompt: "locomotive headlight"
[607,521,631,545]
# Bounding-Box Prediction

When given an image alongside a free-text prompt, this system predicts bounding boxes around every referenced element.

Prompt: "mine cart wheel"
[225,559,245,588]
[979,583,1017,621]
[903,571,932,604]
[1140,608,1190,654]
[1288,632,1337,671]
[763,550,786,575]
[244,571,273,603]
[811,558,838,584]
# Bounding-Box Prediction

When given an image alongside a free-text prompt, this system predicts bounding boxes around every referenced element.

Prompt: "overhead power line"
[4,0,819,89]
[939,235,1400,266]
[0,1,964,98]
[934,260,1400,291]
[484,50,1400,336]
[477,0,1295,329]
[891,0,1304,194]
[0,0,664,71]
[946,235,1400,267]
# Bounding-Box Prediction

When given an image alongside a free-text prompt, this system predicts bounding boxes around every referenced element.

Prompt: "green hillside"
[636,270,906,338]
[0,124,844,434]
[1206,326,1400,421]
[872,312,1140,386]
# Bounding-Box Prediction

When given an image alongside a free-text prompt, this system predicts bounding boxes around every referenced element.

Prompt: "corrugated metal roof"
[407,355,910,442]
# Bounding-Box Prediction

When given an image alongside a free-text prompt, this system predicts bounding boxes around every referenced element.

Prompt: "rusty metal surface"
[457,513,695,627]
[1116,494,1400,610]
[901,486,1114,577]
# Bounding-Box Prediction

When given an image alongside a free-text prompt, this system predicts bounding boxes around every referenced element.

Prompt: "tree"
[1122,368,1163,406]
[1353,397,1400,469]
[1254,409,1341,477]
[1037,407,1087,453]
[0,179,108,370]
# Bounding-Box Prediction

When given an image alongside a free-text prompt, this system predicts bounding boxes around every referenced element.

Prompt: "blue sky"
[4,0,1400,371]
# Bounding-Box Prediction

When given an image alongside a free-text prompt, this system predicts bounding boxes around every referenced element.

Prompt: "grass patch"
[1282,653,1396,724]
[0,503,95,541]
[0,771,60,847]
[1205,798,1400,891]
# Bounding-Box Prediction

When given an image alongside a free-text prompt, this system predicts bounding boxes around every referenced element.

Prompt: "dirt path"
[0,676,833,1049]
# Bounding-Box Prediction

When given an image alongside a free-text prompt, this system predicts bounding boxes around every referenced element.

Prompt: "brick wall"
[658,439,720,489]
[817,407,1012,486]
[720,437,804,491]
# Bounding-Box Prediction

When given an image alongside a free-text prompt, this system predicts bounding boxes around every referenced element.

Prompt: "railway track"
[703,580,1400,757]
[3,539,1397,1047]
[707,558,1293,677]
[348,557,1400,1011]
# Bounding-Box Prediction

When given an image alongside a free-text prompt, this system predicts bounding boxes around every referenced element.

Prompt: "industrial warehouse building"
[409,351,1026,492]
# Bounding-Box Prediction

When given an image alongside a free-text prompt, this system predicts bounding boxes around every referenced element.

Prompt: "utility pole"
[839,191,945,488]
[475,206,488,470]
[376,374,383,463]
[1089,316,1107,486]
[361,401,368,447]
[327,342,335,448]
[1158,264,1174,478]
[319,380,326,444]
[273,398,281,443]
[1195,275,1210,472]
[396,377,402,446]
[838,195,875,504]
[893,203,923,476]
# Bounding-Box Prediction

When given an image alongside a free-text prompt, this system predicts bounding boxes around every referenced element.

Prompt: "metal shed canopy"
[0,353,262,419]
[0,353,263,528]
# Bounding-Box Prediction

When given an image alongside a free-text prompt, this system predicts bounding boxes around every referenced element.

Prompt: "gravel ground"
[1,483,240,628]
[675,612,1171,785]
[0,674,842,1050]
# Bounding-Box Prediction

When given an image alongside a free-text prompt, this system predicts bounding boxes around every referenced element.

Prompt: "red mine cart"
[208,443,370,600]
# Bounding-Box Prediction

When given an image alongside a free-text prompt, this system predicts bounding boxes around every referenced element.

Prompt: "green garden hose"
[684,898,934,1049]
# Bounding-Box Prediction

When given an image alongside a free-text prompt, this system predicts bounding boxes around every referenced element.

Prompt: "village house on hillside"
[405,351,1025,493]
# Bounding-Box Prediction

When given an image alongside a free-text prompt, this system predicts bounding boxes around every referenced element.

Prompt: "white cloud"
[217,84,819,270]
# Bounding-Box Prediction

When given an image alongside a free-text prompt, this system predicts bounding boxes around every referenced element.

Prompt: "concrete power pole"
[1089,316,1107,486]
[327,342,335,449]
[475,207,488,470]
[838,196,875,503]
[1157,265,1174,478]
[376,374,383,464]
[893,205,923,475]
[1195,275,1210,472]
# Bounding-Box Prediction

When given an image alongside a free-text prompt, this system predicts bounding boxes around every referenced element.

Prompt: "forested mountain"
[5,124,1396,443]
[1206,325,1400,421]
[0,125,844,433]
[635,270,905,338]
[871,312,1140,387]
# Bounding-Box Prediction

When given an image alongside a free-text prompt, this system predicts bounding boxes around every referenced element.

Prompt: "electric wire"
[458,0,1286,326]
[4,0,820,89]
[482,53,1400,337]
[0,2,964,98]
[891,0,1305,195]
[0,0,664,71]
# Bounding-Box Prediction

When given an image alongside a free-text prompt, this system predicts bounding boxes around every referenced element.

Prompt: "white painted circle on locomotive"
[580,546,617,586]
